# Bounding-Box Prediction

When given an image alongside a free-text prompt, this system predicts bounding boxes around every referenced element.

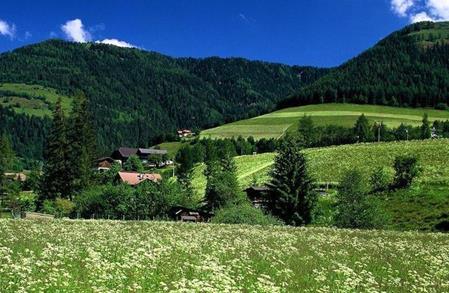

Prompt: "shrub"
[17,192,38,212]
[369,167,392,193]
[211,203,282,226]
[392,155,420,189]
[74,180,193,220]
[41,200,57,215]
[55,198,75,218]
[123,155,144,172]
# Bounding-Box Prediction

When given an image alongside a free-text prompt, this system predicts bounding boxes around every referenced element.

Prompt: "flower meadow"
[1,220,449,292]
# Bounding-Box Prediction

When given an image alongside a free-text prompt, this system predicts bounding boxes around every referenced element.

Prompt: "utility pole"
[377,122,381,142]
[375,121,382,142]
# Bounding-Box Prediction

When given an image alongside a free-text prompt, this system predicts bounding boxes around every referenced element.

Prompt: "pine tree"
[176,145,194,177]
[0,134,16,194]
[298,115,316,147]
[354,114,373,142]
[204,156,242,210]
[267,136,317,226]
[335,170,379,229]
[420,113,431,139]
[41,98,71,201]
[66,91,97,194]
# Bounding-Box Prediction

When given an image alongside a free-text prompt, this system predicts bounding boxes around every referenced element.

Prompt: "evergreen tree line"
[297,113,445,148]
[176,136,278,172]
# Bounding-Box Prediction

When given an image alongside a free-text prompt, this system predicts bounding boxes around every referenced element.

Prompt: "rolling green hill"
[192,139,449,197]
[200,103,449,139]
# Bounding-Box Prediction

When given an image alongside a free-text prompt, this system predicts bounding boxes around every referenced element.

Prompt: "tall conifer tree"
[41,98,71,200]
[267,136,316,226]
[67,91,96,194]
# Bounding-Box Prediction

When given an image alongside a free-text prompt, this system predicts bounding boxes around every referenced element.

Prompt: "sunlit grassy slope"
[192,139,449,197]
[200,103,449,139]
[0,83,72,117]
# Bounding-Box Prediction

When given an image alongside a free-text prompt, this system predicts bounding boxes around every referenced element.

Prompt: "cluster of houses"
[96,146,171,186]
[96,147,173,170]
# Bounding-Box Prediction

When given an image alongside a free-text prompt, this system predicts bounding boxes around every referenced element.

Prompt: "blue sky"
[0,0,448,67]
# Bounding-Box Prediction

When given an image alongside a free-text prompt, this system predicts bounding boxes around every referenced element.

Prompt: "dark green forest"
[281,22,449,108]
[2,21,449,162]
[0,40,325,159]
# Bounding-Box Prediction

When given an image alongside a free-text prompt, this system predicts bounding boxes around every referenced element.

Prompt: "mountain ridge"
[0,39,325,158]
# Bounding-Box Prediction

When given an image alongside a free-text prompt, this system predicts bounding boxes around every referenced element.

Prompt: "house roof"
[96,157,115,163]
[138,148,168,155]
[118,171,162,186]
[116,147,138,158]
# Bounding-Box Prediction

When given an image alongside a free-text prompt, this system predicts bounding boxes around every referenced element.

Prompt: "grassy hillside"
[0,83,71,117]
[192,139,449,198]
[201,103,449,139]
[1,220,448,292]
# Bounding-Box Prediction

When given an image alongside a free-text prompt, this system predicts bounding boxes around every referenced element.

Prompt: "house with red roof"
[117,171,162,186]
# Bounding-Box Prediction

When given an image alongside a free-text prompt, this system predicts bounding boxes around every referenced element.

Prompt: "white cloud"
[410,11,435,22]
[391,0,416,16]
[427,0,449,20]
[61,19,91,42]
[391,0,449,23]
[96,38,136,48]
[0,19,16,38]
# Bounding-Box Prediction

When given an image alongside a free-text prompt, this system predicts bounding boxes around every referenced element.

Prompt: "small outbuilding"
[244,186,270,209]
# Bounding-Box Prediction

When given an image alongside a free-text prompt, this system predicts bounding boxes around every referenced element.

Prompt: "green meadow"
[192,139,449,197]
[200,103,449,139]
[1,220,448,292]
[0,83,72,117]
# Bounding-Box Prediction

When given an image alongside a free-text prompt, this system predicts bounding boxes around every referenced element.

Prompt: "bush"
[123,155,144,172]
[17,192,37,212]
[211,203,282,226]
[55,198,75,218]
[75,180,193,220]
[369,167,392,193]
[41,200,57,215]
[392,155,420,189]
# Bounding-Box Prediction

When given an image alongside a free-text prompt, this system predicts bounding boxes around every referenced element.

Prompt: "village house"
[95,157,116,171]
[177,129,194,138]
[168,206,213,222]
[116,171,162,186]
[244,186,270,209]
[4,172,27,182]
[110,147,169,166]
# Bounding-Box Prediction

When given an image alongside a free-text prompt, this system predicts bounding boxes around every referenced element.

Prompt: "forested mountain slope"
[281,22,449,108]
[0,40,325,158]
